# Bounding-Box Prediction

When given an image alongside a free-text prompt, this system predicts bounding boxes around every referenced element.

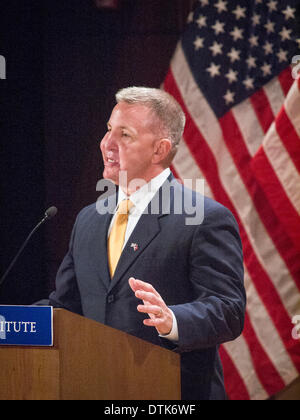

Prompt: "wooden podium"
[0,309,181,400]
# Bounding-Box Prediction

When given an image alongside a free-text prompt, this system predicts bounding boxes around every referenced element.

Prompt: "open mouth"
[105,157,119,166]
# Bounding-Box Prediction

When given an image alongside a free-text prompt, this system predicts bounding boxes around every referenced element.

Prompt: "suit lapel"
[108,174,175,291]
[108,212,162,291]
[92,194,116,289]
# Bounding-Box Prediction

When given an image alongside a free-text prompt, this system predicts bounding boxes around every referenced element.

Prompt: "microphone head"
[45,206,58,220]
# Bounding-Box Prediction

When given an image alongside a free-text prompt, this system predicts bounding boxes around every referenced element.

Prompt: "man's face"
[100,102,160,188]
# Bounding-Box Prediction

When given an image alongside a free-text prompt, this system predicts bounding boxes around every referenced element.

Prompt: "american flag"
[163,0,300,400]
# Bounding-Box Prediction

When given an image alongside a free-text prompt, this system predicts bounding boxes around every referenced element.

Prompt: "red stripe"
[250,88,274,134]
[219,345,250,400]
[251,147,300,254]
[172,143,252,400]
[275,106,300,174]
[220,111,300,285]
[243,313,285,396]
[242,230,300,362]
[170,164,185,186]
[170,164,179,181]
[278,67,295,96]
[164,69,300,376]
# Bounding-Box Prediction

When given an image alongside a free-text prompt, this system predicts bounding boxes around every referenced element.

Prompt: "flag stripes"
[163,41,300,399]
[250,89,275,134]
[220,110,300,284]
[278,67,296,96]
[218,345,251,400]
[244,269,298,384]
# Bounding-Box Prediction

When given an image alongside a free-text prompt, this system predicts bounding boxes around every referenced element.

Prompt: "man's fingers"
[129,277,173,335]
[137,304,163,317]
[129,277,160,297]
[143,317,165,327]
[135,290,161,306]
[128,277,138,292]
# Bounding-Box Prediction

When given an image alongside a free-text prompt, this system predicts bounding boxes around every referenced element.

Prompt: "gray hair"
[115,86,186,149]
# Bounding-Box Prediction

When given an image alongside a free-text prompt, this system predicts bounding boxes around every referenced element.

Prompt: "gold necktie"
[108,199,134,277]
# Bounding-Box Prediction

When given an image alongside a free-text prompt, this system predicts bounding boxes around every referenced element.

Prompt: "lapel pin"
[130,243,139,252]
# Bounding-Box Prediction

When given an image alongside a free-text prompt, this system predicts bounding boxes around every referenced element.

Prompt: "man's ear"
[152,138,173,164]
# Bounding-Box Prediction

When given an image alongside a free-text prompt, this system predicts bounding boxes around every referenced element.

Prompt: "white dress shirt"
[108,167,178,342]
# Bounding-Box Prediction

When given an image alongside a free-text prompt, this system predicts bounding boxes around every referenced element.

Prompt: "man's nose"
[101,131,117,151]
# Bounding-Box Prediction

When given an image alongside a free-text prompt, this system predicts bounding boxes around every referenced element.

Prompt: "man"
[45,87,246,400]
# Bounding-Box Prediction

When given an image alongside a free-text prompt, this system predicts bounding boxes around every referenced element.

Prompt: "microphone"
[44,206,58,220]
[0,206,58,287]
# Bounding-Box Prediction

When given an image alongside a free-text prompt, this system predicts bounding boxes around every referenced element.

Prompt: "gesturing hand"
[129,277,173,336]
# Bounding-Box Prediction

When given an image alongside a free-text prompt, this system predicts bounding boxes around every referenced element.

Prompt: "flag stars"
[188,0,297,114]
[227,47,241,63]
[261,62,272,77]
[232,5,246,20]
[196,15,207,28]
[264,20,275,34]
[267,0,278,12]
[279,26,292,41]
[263,41,273,55]
[277,49,288,63]
[187,12,194,24]
[249,35,259,48]
[212,20,225,35]
[252,13,261,26]
[209,41,223,56]
[246,55,257,69]
[223,89,235,105]
[214,0,228,14]
[194,36,205,50]
[207,62,221,78]
[225,68,238,84]
[282,6,296,21]
[243,77,255,90]
[230,26,244,42]
[199,0,209,7]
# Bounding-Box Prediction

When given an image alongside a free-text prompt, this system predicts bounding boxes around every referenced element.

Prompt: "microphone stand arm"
[0,214,49,288]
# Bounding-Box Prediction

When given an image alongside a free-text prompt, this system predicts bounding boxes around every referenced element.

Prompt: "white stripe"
[244,268,298,384]
[232,98,264,157]
[283,80,300,137]
[162,80,213,198]
[263,76,286,117]
[170,42,300,317]
[172,138,214,198]
[223,337,269,400]
[263,122,300,213]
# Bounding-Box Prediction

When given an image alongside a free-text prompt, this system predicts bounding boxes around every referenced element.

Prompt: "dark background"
[0,0,194,304]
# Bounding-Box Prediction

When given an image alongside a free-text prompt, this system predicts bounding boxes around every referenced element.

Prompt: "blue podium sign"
[0,305,53,346]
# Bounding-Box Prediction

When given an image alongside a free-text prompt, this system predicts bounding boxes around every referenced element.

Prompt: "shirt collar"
[118,168,171,214]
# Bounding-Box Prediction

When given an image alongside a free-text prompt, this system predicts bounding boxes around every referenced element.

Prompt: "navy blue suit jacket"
[47,175,246,400]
